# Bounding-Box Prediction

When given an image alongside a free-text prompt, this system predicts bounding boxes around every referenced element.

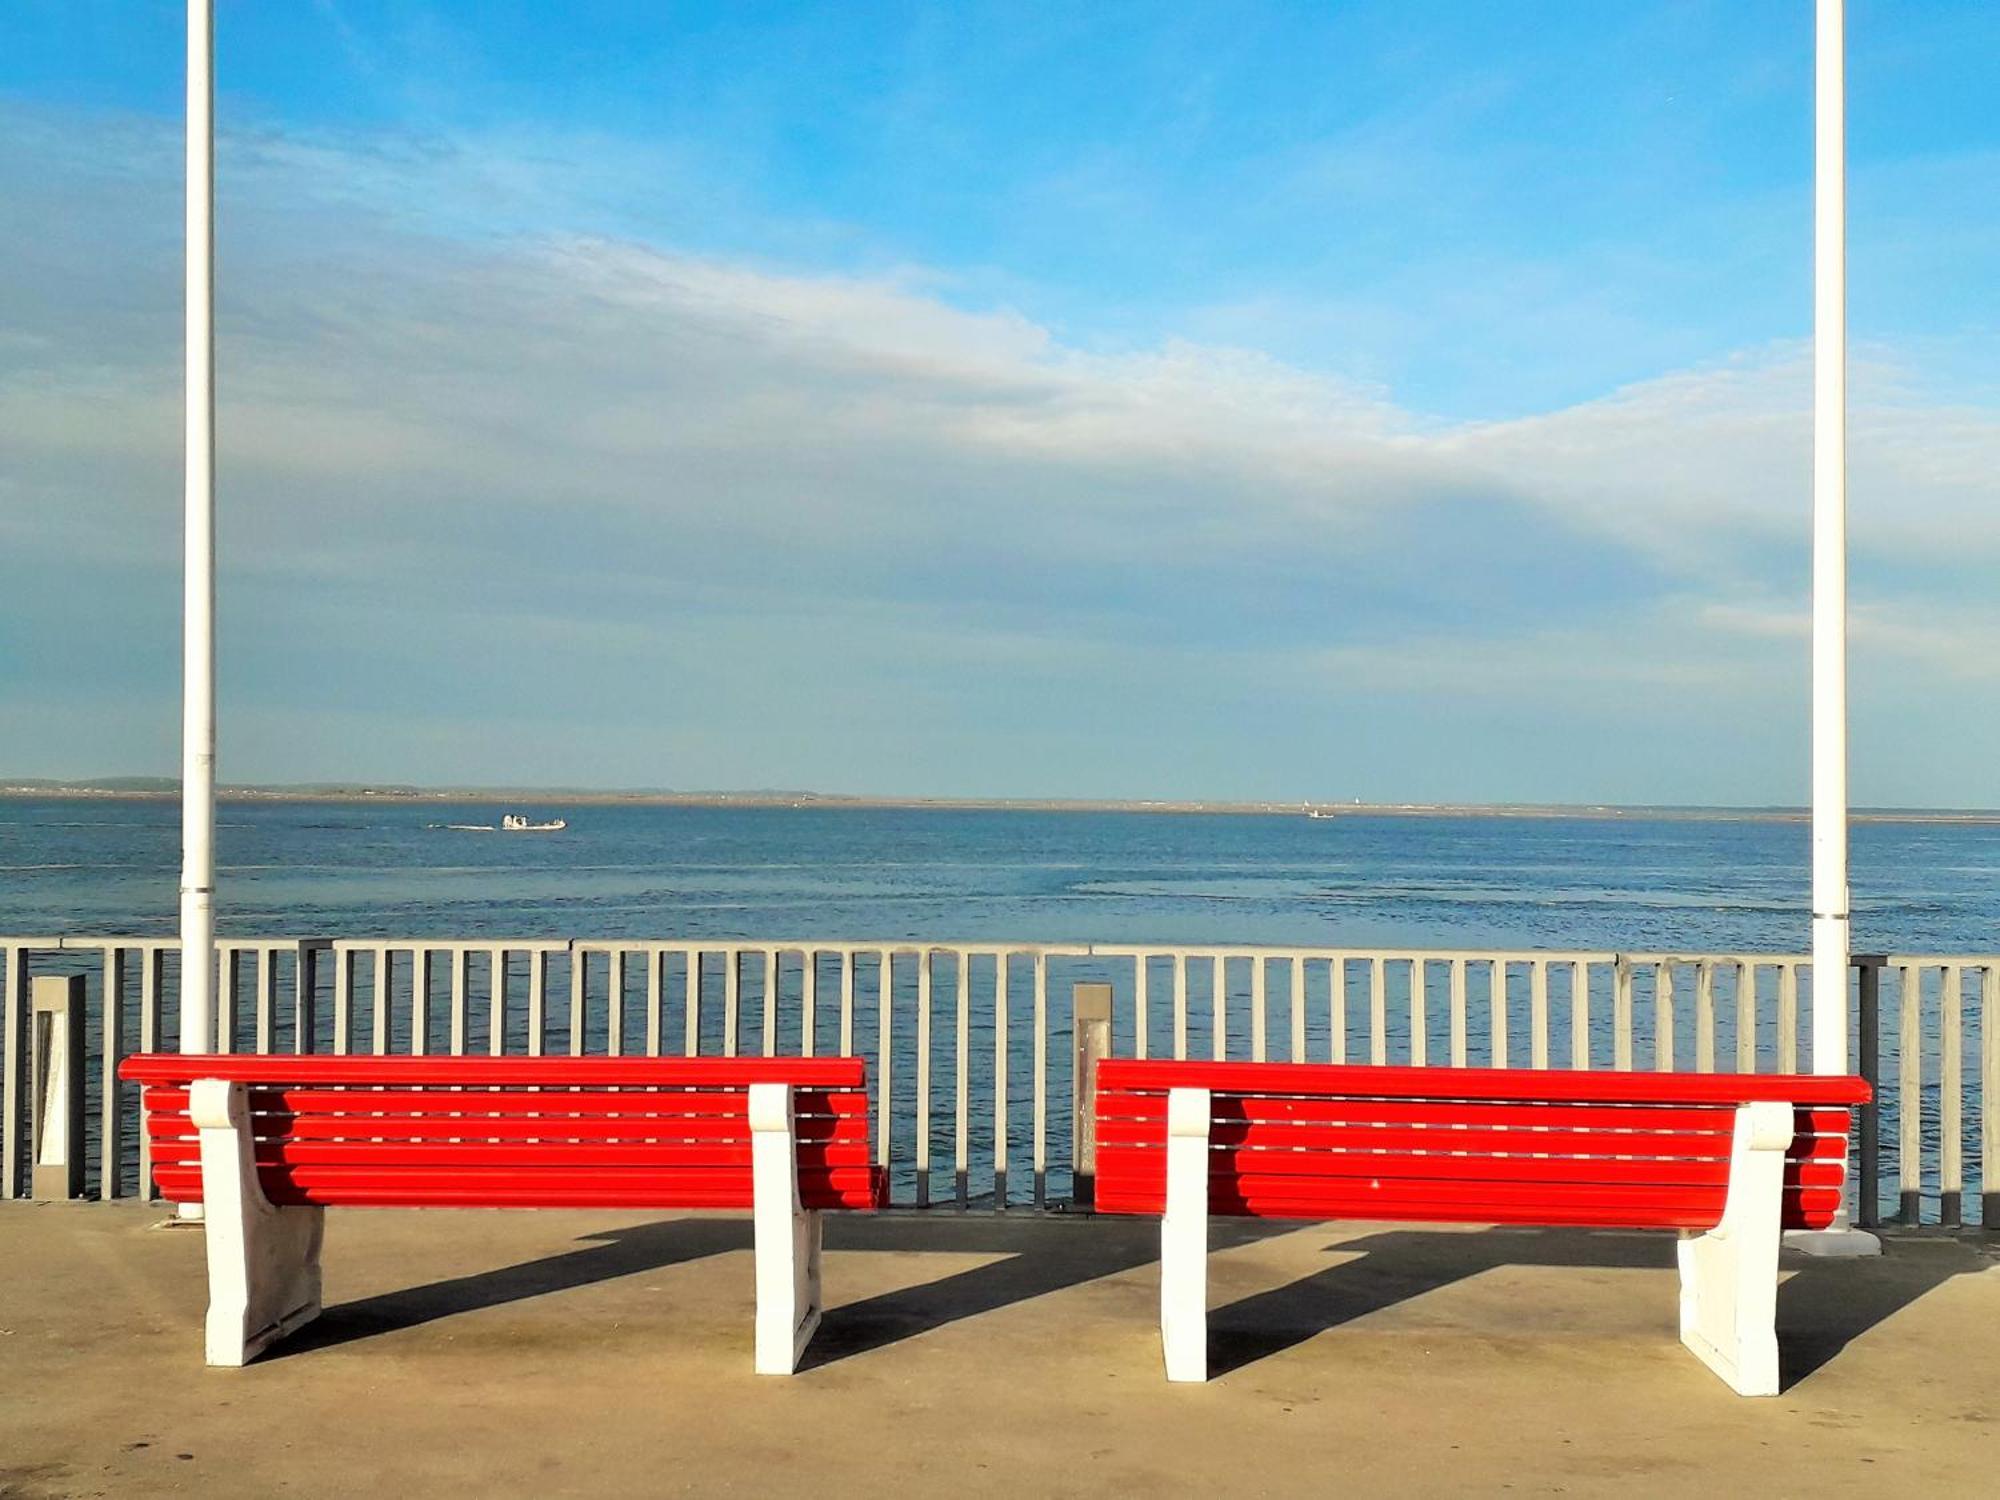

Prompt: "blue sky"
[2,2,1997,802]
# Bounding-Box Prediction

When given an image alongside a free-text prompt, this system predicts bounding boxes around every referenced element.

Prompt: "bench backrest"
[1095,1060,1869,1231]
[122,1054,884,1211]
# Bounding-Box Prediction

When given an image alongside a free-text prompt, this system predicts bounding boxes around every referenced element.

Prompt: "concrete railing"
[1,936,1990,1228]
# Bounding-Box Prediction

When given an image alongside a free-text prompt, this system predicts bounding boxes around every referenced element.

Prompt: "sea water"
[5,796,1999,952]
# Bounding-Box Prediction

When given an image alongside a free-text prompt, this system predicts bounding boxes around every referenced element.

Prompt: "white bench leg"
[750,1082,823,1375]
[190,1079,324,1367]
[1678,1099,1792,1396]
[1161,1086,1212,1383]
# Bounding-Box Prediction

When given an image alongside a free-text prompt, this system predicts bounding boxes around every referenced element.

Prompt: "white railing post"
[255,947,277,1054]
[1371,958,1389,1065]
[295,940,323,1055]
[1449,959,1468,1067]
[882,949,898,1192]
[1898,963,1923,1225]
[1031,951,1046,1207]
[645,947,664,1057]
[1853,956,1883,1229]
[529,948,549,1056]
[493,947,512,1057]
[994,953,1010,1208]
[915,950,932,1208]
[1570,959,1590,1070]
[138,947,163,1197]
[1071,982,1112,1208]
[1613,957,1634,1070]
[1982,964,1998,1232]
[2,945,25,1199]
[31,975,85,1201]
[1940,966,1963,1227]
[1529,960,1549,1070]
[955,953,971,1206]
[100,947,126,1198]
[1288,957,1305,1063]
[1409,958,1427,1067]
[451,948,469,1056]
[371,947,392,1055]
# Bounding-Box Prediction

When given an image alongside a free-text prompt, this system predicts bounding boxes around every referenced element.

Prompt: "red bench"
[1095,1060,1870,1395]
[121,1054,884,1373]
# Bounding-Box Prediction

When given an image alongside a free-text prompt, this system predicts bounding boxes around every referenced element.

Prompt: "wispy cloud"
[2,102,1996,801]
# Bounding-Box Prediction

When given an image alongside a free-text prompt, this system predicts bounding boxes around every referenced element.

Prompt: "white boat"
[500,814,567,832]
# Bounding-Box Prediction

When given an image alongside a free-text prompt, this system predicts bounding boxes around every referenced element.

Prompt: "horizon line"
[5,777,2000,824]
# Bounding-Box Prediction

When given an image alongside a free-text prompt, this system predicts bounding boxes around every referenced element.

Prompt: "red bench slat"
[144,1113,866,1146]
[1094,1060,1862,1234]
[1096,1059,1869,1106]
[139,1086,870,1118]
[1096,1092,1853,1136]
[122,1054,869,1088]
[146,1139,874,1169]
[1096,1180,1844,1231]
[149,1165,886,1212]
[1096,1116,1846,1160]
[123,1052,884,1213]
[1098,1189,1848,1232]
[1097,1142,1845,1190]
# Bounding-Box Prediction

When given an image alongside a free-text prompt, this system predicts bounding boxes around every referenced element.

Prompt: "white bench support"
[1156,1088,1799,1396]
[191,1079,325,1367]
[1678,1100,1792,1397]
[749,1082,823,1375]
[1160,1086,1212,1383]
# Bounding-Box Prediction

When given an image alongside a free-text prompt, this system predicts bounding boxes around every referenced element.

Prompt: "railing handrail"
[12,933,1832,962]
[461,942,1795,970]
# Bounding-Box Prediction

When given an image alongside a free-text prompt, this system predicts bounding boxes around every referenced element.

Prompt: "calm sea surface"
[4,796,1998,953]
[7,796,1991,1212]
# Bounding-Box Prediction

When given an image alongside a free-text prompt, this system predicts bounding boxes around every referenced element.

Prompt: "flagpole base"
[1784,1226,1880,1258]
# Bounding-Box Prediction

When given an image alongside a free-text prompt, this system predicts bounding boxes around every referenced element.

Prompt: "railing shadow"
[1204,1226,1986,1392]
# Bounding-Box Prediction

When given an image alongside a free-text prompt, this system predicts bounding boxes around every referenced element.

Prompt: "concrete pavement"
[1,1203,1994,1497]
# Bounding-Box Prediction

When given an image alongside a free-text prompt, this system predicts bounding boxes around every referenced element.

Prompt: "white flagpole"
[1810,2,1848,1073]
[1800,0,1877,1254]
[179,0,217,1084]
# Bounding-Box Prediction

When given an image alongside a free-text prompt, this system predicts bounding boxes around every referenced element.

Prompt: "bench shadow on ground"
[277,1216,753,1357]
[273,1212,1281,1365]
[1204,1226,1988,1391]
[799,1214,1283,1370]
[276,1215,1986,1392]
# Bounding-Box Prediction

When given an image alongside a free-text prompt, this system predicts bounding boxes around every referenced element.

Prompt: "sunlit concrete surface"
[2,1204,1994,1498]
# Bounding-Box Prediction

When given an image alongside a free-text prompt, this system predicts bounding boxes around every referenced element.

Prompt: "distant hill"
[1,776,182,793]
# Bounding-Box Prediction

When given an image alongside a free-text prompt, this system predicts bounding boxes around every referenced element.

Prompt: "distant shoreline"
[4,782,1999,825]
